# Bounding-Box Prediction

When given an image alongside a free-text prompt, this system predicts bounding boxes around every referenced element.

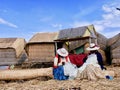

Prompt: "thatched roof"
[0,38,16,48]
[0,38,26,58]
[107,33,120,46]
[55,25,97,41]
[28,32,58,44]
[96,32,108,50]
[97,32,108,41]
[0,38,25,49]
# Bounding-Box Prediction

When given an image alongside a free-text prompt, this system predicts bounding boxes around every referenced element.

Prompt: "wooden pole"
[55,42,57,55]
[89,37,91,44]
[67,41,70,52]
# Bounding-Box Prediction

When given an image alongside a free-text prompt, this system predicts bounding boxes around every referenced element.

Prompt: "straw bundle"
[0,67,52,80]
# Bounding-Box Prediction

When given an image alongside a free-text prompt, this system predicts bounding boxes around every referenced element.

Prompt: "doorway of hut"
[56,42,64,49]
[74,45,84,54]
[70,45,84,54]
[54,42,64,55]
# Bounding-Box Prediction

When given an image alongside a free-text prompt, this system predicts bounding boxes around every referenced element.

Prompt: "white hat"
[57,48,68,57]
[86,43,100,51]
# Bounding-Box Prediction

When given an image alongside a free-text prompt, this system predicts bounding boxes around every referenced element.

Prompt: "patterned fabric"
[53,66,69,80]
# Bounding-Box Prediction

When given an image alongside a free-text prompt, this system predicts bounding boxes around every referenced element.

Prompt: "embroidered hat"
[57,48,68,57]
[86,43,100,51]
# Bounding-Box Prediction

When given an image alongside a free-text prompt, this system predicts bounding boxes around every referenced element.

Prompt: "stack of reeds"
[0,67,52,80]
[107,33,120,65]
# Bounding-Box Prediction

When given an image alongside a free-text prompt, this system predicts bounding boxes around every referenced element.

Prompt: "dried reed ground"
[0,65,120,90]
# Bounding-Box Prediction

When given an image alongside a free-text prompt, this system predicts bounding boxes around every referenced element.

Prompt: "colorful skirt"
[53,66,69,80]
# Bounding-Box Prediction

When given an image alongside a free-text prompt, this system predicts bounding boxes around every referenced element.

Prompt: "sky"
[0,0,120,41]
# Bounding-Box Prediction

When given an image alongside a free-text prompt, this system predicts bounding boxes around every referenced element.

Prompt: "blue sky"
[0,0,120,41]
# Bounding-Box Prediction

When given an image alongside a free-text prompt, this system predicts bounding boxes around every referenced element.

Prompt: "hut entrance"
[74,45,84,54]
[56,42,64,49]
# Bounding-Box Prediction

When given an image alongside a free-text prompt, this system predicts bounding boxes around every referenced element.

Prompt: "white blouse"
[54,56,70,67]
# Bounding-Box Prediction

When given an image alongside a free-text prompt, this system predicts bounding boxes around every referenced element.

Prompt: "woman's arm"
[53,56,58,68]
[96,52,106,70]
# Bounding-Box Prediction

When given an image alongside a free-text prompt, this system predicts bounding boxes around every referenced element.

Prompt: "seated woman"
[53,48,78,80]
[77,43,115,81]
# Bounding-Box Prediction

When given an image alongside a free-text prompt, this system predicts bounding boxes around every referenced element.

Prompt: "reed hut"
[107,33,120,65]
[25,32,58,63]
[55,25,107,63]
[0,38,26,65]
[55,25,97,53]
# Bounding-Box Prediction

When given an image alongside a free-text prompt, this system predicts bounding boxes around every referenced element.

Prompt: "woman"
[53,48,77,80]
[77,43,115,81]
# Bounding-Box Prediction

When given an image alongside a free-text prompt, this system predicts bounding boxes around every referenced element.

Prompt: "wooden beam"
[54,36,91,42]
